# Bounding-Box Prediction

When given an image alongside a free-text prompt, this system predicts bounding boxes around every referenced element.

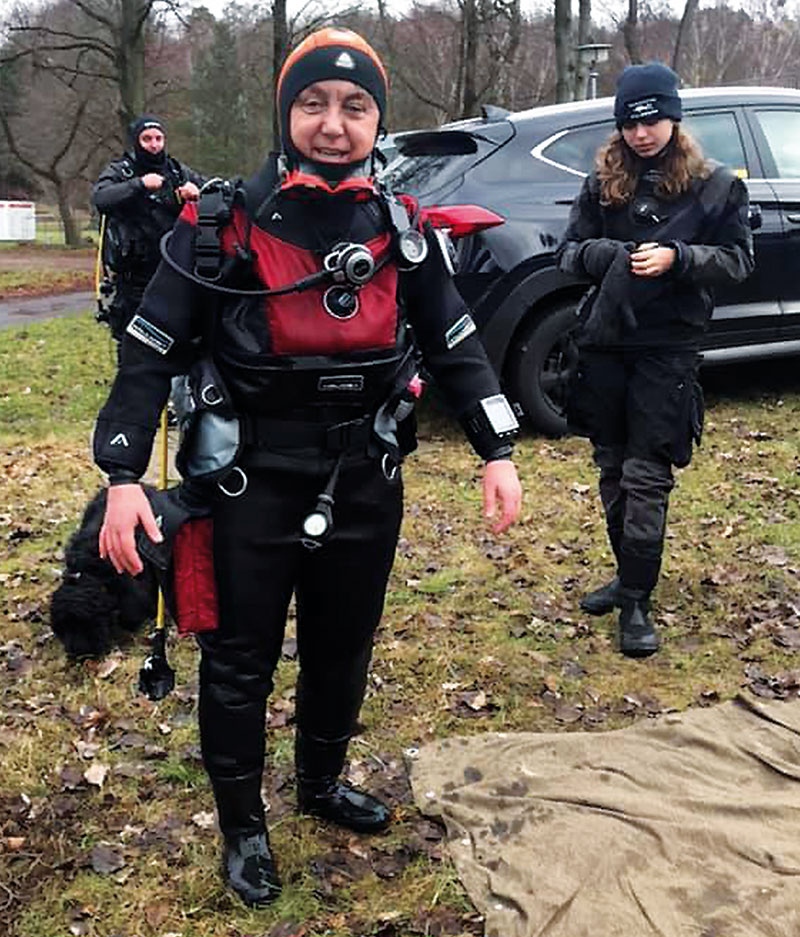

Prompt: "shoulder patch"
[445,313,476,349]
[126,315,174,355]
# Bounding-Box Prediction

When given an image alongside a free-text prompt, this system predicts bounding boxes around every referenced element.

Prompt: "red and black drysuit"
[93,163,515,840]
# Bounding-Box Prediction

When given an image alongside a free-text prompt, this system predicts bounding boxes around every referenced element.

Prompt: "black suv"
[386,88,800,434]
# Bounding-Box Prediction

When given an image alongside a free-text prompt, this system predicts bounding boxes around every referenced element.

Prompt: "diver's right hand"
[99,484,163,576]
[141,173,164,191]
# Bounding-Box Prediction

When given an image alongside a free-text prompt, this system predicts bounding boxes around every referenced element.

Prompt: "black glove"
[578,238,629,280]
[580,244,638,345]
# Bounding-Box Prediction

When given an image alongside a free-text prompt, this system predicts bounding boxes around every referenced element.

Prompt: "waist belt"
[241,414,372,452]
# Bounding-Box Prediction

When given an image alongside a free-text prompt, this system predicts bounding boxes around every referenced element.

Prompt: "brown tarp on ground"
[410,694,800,937]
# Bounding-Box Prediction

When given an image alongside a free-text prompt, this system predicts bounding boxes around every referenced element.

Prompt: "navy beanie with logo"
[614,63,682,129]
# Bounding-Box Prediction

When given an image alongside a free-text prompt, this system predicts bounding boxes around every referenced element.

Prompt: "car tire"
[509,299,581,437]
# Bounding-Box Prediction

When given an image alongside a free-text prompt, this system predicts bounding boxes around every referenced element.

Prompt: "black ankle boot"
[222,831,281,907]
[210,772,282,905]
[296,731,391,833]
[579,576,620,615]
[618,589,659,658]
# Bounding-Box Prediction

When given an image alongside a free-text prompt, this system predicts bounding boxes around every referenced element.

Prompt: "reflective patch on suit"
[445,313,476,350]
[480,394,519,435]
[126,315,174,355]
[110,432,130,447]
[318,375,364,393]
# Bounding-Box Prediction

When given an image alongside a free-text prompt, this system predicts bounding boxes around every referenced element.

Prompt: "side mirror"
[748,204,763,230]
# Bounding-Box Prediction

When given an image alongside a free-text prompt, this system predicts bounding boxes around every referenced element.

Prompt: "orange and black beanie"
[277,28,388,168]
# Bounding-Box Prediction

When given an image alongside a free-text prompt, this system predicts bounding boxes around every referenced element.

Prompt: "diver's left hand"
[176,181,200,202]
[482,459,522,534]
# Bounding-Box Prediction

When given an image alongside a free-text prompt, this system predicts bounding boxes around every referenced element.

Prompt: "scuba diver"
[558,63,753,657]
[93,115,204,342]
[92,28,522,907]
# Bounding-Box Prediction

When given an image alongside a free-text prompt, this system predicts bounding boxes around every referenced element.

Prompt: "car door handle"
[748,204,763,230]
[787,213,800,223]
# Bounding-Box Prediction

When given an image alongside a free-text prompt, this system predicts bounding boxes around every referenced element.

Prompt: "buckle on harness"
[194,180,235,282]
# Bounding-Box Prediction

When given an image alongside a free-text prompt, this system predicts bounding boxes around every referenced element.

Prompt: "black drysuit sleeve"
[401,225,515,461]
[556,174,622,280]
[93,216,203,481]
[92,160,146,215]
[668,171,754,287]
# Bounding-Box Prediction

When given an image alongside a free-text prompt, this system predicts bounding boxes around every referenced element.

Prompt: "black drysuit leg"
[618,456,674,593]
[593,443,626,563]
[196,459,403,836]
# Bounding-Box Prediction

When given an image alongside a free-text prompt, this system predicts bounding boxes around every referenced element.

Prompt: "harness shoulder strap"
[194,179,240,281]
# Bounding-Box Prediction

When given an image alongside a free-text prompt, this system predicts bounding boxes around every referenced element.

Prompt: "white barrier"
[0,201,36,240]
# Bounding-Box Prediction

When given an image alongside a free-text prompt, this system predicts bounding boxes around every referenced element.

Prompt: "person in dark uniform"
[558,63,753,657]
[93,115,203,341]
[92,29,522,907]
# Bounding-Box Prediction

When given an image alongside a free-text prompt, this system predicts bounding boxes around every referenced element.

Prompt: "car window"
[752,109,800,177]
[536,122,615,175]
[681,111,748,177]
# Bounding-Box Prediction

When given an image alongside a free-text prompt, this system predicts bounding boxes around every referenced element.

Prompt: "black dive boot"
[211,773,281,906]
[617,589,660,658]
[579,576,620,615]
[295,731,391,834]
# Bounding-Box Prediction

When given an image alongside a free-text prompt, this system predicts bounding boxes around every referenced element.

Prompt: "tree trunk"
[461,0,479,117]
[117,0,148,136]
[54,179,81,247]
[271,0,287,151]
[575,0,592,100]
[672,0,699,76]
[554,0,573,103]
[623,0,642,64]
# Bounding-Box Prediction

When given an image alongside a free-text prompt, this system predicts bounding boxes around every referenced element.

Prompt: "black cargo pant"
[568,347,703,593]
[196,456,403,788]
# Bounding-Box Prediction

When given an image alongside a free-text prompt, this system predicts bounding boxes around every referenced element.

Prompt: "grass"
[0,270,94,298]
[2,313,800,935]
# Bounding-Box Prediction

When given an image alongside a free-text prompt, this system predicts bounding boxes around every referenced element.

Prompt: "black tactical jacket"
[93,152,204,277]
[558,159,754,348]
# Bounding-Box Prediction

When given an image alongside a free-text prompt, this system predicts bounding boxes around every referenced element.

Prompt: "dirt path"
[0,291,95,330]
[0,245,95,270]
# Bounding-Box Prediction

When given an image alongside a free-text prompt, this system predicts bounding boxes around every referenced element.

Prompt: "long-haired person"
[558,63,753,657]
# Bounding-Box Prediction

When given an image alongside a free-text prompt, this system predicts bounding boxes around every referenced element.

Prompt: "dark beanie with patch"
[614,63,682,129]
[276,27,387,169]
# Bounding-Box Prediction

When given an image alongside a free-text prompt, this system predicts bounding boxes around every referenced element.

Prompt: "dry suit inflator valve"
[322,242,376,320]
[324,242,375,286]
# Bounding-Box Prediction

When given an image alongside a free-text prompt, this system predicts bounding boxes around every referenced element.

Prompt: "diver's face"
[290,80,379,164]
[621,117,674,159]
[138,128,165,155]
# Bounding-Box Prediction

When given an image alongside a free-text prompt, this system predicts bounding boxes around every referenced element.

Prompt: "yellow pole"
[156,407,168,629]
[95,215,106,298]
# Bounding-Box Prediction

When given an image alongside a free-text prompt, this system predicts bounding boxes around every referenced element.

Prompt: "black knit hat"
[277,28,387,169]
[614,63,682,129]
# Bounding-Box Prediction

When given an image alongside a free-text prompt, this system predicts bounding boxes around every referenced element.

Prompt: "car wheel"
[509,299,581,437]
